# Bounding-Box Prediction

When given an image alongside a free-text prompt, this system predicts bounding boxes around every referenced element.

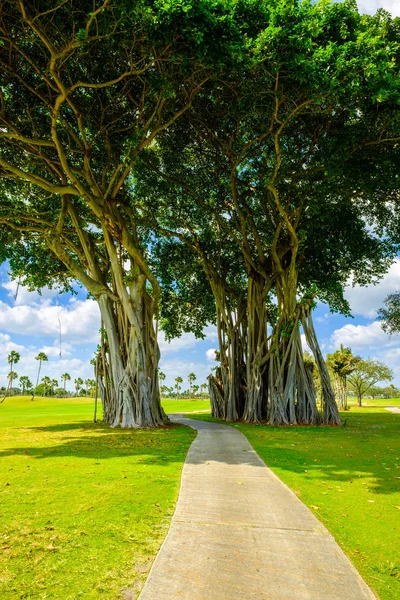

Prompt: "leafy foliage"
[378,292,400,335]
[348,358,393,403]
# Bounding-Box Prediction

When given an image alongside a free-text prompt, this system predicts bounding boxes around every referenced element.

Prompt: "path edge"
[137,415,198,599]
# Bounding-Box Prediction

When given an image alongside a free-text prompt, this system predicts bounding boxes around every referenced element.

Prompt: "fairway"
[188,408,400,600]
[0,397,197,600]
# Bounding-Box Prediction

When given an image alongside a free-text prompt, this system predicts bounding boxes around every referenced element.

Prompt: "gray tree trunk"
[302,310,341,425]
[97,290,168,428]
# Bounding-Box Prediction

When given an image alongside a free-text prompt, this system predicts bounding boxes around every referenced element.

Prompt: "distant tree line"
[1,350,95,401]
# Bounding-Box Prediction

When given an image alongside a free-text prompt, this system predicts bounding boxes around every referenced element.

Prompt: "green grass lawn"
[0,396,197,600]
[187,408,400,600]
[353,398,400,408]
[161,398,210,413]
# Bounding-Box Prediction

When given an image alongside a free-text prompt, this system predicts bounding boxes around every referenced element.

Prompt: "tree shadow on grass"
[2,412,400,494]
[233,411,400,496]
[0,421,194,466]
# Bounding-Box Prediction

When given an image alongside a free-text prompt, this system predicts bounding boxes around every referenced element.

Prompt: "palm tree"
[8,350,20,371]
[1,351,21,402]
[19,375,32,395]
[188,372,196,398]
[175,376,183,400]
[200,382,207,396]
[61,372,71,393]
[327,345,360,410]
[32,352,48,401]
[74,377,83,397]
[51,379,58,396]
[84,378,92,396]
[88,379,96,397]
[41,376,51,397]
[159,371,166,383]
[192,384,199,397]
[7,371,18,395]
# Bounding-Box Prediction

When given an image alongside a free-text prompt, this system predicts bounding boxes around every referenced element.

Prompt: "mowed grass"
[161,398,210,413]
[0,396,197,600]
[187,407,400,600]
[353,398,400,408]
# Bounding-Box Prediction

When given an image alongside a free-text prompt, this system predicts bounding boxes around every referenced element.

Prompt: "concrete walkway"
[385,406,400,414]
[138,416,376,600]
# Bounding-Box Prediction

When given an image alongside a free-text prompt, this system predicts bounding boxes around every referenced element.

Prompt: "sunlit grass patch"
[0,396,195,599]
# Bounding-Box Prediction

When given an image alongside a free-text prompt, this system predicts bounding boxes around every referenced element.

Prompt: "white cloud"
[315,312,330,323]
[203,324,218,339]
[2,280,62,307]
[331,320,400,350]
[0,298,100,343]
[158,324,217,354]
[344,258,400,318]
[158,357,212,389]
[330,323,400,385]
[158,331,199,354]
[357,0,400,16]
[206,348,217,361]
[39,342,73,358]
[381,348,400,383]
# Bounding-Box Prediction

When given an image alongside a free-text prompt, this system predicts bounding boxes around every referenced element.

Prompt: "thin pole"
[93,354,99,423]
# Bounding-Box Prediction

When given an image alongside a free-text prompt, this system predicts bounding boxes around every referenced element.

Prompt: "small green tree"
[192,384,199,397]
[387,384,399,399]
[175,376,183,400]
[1,350,21,402]
[7,371,18,395]
[51,379,58,396]
[32,352,48,401]
[87,379,96,397]
[41,376,51,397]
[348,359,393,407]
[327,346,360,410]
[61,373,71,393]
[188,373,196,398]
[74,377,83,397]
[19,375,32,395]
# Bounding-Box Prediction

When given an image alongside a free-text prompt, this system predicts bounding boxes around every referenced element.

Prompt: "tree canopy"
[348,359,394,406]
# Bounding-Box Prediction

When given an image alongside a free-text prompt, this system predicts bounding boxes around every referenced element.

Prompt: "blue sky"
[0,0,399,393]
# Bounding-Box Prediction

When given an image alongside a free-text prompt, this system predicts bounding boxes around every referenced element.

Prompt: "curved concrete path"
[138,416,376,600]
[385,406,400,414]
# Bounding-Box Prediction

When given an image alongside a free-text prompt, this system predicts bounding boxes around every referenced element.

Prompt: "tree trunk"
[267,316,320,425]
[211,285,246,422]
[208,371,225,419]
[302,308,341,425]
[243,275,268,423]
[97,287,168,428]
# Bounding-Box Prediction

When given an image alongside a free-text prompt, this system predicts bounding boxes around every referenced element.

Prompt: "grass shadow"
[185,411,400,496]
[0,420,192,466]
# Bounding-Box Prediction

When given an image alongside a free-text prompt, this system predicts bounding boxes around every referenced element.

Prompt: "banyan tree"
[134,1,400,425]
[1,1,399,427]
[0,0,249,427]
